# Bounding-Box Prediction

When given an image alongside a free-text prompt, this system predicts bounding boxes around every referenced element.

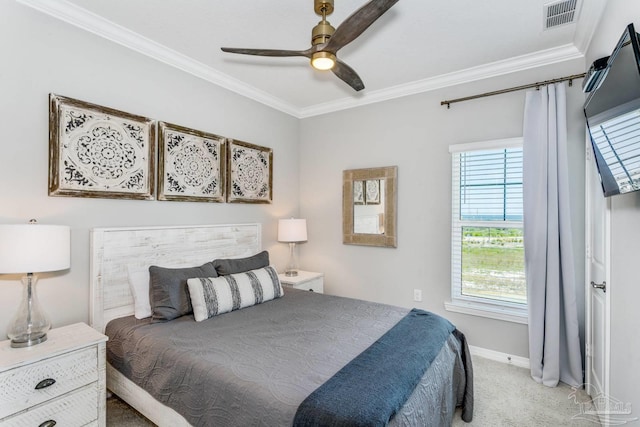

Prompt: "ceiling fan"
[221,0,399,91]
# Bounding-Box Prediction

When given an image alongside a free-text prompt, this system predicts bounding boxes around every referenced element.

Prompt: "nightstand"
[0,322,108,426]
[279,270,324,293]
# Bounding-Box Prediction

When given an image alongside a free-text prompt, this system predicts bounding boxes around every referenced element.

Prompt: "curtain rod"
[440,73,586,109]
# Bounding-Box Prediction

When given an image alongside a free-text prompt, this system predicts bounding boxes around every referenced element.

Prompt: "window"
[447,138,527,323]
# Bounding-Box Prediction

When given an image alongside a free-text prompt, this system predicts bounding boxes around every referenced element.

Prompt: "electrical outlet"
[413,289,422,302]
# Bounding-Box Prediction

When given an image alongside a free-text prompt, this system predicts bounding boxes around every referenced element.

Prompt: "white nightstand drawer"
[279,271,324,294]
[0,346,98,418]
[289,277,323,293]
[1,383,98,427]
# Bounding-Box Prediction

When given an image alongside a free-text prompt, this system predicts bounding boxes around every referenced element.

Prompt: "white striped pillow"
[186,265,283,322]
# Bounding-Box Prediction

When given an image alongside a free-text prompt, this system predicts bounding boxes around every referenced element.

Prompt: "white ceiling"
[19,0,607,117]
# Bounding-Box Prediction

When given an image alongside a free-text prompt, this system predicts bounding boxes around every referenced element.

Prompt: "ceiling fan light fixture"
[221,0,399,91]
[311,51,336,70]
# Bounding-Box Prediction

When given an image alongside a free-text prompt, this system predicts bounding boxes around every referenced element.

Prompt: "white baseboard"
[469,345,530,369]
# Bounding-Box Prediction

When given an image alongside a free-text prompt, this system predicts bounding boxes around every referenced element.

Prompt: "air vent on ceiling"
[544,0,580,30]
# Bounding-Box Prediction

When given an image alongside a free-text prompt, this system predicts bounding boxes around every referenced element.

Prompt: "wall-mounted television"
[584,23,640,197]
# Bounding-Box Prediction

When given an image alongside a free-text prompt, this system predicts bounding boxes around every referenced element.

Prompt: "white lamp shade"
[278,219,307,243]
[0,224,71,274]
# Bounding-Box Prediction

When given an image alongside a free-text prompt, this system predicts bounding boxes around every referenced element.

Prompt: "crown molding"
[298,43,584,117]
[572,0,608,55]
[18,0,587,119]
[16,0,300,117]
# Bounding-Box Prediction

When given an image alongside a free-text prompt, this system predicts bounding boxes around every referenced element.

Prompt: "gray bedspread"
[106,288,471,426]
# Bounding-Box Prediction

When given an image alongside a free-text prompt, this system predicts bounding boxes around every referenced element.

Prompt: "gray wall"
[299,61,587,359]
[0,2,300,334]
[585,0,640,414]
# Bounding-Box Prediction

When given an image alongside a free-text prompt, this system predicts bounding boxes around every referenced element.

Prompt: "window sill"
[444,300,528,324]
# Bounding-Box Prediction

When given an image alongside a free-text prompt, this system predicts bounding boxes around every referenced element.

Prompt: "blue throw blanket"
[293,308,457,427]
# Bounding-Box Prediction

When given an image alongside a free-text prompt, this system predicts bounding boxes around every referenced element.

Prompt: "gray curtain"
[523,82,582,387]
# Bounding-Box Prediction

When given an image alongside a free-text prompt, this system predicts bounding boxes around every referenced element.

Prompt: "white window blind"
[458,149,523,221]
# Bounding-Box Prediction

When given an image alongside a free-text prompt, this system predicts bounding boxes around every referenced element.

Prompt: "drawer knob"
[35,378,56,390]
[38,420,57,427]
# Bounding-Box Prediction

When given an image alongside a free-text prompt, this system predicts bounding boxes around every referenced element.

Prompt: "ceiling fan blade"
[325,0,399,53]
[332,60,365,91]
[221,47,312,58]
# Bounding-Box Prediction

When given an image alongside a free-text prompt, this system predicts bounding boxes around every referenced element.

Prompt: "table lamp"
[278,218,307,277]
[0,221,70,348]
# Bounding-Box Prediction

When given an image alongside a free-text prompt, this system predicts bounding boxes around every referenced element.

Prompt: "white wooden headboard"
[90,223,262,332]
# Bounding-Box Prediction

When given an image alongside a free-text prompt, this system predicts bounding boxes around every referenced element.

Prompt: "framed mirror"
[343,166,397,248]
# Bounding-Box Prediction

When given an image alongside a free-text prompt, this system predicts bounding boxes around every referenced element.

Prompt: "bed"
[90,224,473,426]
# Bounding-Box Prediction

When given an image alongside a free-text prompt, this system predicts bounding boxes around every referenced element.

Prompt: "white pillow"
[187,265,283,322]
[128,266,152,319]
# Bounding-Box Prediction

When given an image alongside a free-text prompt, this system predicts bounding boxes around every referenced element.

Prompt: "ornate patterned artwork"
[48,94,155,200]
[353,180,365,204]
[158,122,226,202]
[227,139,273,203]
[365,179,380,204]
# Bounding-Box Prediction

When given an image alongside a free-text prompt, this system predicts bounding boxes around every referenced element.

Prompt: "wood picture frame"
[226,139,273,204]
[157,122,226,202]
[48,94,155,200]
[343,166,398,248]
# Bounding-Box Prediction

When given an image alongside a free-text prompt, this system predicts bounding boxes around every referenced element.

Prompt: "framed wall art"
[227,139,273,203]
[48,94,155,200]
[157,122,226,202]
[365,179,380,204]
[353,180,365,204]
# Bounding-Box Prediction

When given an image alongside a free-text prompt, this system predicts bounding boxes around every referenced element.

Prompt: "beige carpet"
[106,393,154,427]
[452,356,595,427]
[107,355,596,426]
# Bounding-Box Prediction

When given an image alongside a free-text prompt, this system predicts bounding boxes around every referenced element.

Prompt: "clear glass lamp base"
[284,242,299,277]
[8,274,50,348]
[11,333,47,348]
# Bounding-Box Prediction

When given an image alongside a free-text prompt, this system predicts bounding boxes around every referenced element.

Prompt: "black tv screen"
[584,23,640,197]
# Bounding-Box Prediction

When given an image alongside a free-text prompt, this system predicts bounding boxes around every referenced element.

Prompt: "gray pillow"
[149,262,218,322]
[212,250,270,275]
